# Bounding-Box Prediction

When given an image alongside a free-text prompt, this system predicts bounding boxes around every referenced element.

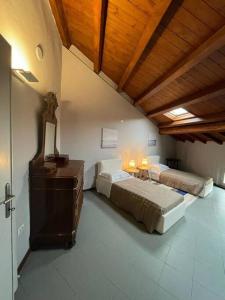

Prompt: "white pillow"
[150,163,169,173]
[100,170,131,182]
[98,159,122,174]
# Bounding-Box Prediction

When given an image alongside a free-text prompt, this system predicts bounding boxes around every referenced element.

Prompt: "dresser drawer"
[31,177,79,190]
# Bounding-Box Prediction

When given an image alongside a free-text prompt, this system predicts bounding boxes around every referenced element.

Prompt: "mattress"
[110,178,184,233]
[112,178,183,214]
[149,164,213,197]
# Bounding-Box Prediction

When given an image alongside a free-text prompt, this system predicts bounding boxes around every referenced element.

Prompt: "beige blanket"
[110,178,183,233]
[160,169,207,196]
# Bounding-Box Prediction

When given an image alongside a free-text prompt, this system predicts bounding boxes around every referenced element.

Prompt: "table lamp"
[129,160,136,168]
[141,158,148,167]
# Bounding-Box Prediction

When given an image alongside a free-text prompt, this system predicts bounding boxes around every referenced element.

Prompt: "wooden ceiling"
[50,0,225,144]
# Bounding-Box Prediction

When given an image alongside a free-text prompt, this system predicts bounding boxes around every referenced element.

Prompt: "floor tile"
[191,281,225,300]
[166,247,194,278]
[194,260,225,298]
[159,264,192,300]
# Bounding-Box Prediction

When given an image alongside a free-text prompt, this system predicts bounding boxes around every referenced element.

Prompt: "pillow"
[100,170,131,182]
[159,164,170,172]
[98,159,122,174]
[150,163,169,173]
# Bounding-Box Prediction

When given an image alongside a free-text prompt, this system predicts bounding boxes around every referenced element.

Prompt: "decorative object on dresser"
[29,92,84,250]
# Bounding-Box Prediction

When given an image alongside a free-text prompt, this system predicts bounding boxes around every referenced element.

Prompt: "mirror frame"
[33,92,59,164]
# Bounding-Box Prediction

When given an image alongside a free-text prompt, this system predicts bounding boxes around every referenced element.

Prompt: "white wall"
[176,141,225,186]
[0,0,62,97]
[11,76,42,266]
[61,47,176,189]
[0,0,62,266]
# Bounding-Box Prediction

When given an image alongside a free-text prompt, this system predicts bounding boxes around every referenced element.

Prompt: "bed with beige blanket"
[110,178,184,233]
[148,156,213,197]
[96,159,186,234]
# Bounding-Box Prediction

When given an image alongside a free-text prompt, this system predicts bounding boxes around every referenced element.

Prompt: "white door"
[0,36,14,300]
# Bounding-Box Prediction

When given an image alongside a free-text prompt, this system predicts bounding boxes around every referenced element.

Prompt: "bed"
[96,159,186,234]
[148,156,213,197]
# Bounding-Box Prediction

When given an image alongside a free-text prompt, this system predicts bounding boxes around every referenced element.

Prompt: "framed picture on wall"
[101,128,118,148]
[148,136,157,146]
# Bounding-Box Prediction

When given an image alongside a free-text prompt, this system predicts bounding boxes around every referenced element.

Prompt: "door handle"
[4,196,15,218]
[4,183,15,218]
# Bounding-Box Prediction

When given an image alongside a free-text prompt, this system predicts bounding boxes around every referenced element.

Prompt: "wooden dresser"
[29,93,84,249]
[30,160,84,249]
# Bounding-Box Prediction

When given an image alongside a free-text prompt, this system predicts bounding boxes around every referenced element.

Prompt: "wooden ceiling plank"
[147,81,225,118]
[136,24,225,106]
[117,0,173,91]
[49,0,71,48]
[159,110,225,128]
[93,0,108,74]
[159,121,225,135]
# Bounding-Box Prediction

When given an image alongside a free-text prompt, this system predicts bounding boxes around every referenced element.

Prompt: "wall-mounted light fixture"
[11,44,39,82]
[13,69,39,82]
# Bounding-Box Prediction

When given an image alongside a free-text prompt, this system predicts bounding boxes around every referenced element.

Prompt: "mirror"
[31,92,59,165]
[44,122,56,158]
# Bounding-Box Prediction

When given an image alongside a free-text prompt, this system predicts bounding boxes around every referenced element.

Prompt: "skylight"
[164,107,194,121]
[169,108,188,116]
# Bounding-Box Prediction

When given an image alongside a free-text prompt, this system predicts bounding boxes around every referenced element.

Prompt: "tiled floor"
[16,187,225,300]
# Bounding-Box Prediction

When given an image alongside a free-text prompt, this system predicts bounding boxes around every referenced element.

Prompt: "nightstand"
[125,167,139,177]
[138,166,150,181]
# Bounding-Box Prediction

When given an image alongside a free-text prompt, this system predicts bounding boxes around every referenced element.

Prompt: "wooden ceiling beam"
[49,0,71,48]
[193,133,208,144]
[147,81,225,118]
[204,133,223,145]
[136,24,225,106]
[117,0,174,91]
[211,132,225,141]
[184,134,195,143]
[159,121,225,135]
[93,0,108,74]
[172,135,185,142]
[159,111,225,128]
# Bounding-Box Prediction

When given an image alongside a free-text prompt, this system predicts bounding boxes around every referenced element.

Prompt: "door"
[0,36,14,300]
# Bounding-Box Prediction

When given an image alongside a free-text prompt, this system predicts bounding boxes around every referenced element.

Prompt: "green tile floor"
[15,187,225,300]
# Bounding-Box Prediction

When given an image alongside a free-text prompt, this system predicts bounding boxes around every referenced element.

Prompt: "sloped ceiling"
[50,0,225,144]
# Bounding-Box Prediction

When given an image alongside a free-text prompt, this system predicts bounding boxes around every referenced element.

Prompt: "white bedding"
[100,170,132,182]
[149,163,169,181]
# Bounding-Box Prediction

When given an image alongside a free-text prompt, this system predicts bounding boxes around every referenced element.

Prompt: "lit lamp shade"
[129,160,136,168]
[141,158,149,167]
